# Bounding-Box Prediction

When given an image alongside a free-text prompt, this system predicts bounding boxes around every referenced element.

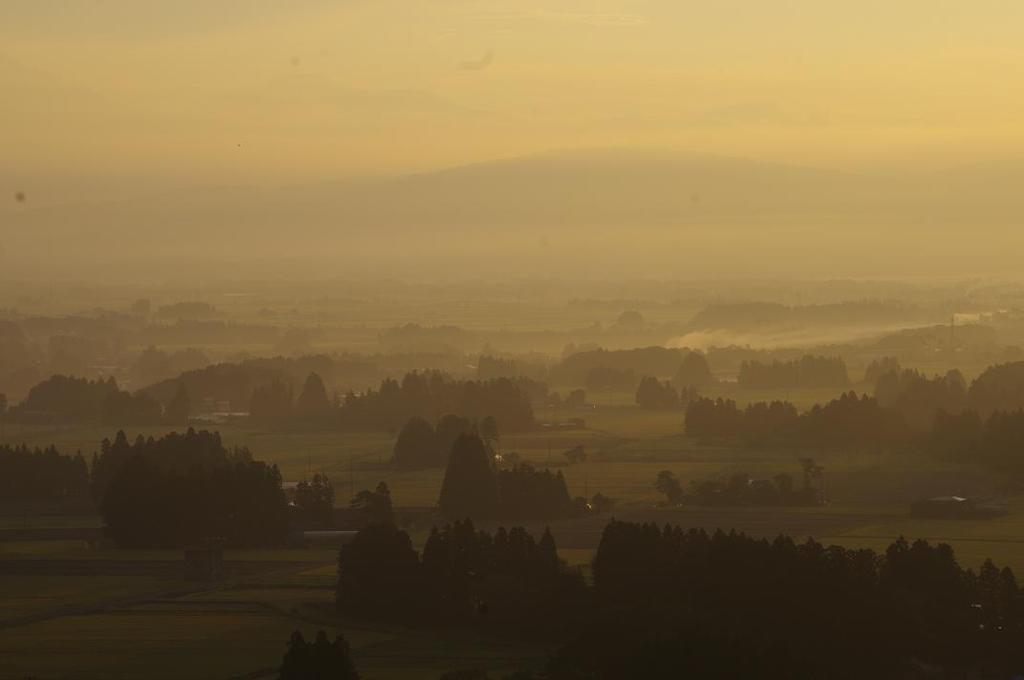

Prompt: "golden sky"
[3,0,1024,196]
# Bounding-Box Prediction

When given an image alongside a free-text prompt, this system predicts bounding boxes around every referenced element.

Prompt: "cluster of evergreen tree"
[476,355,548,384]
[293,473,336,529]
[875,367,968,430]
[672,351,716,389]
[863,355,902,386]
[392,414,477,468]
[349,481,394,528]
[551,346,688,386]
[336,519,584,629]
[929,408,1024,477]
[90,428,242,500]
[0,444,90,503]
[15,375,117,420]
[438,434,579,521]
[871,361,1024,431]
[738,355,850,389]
[656,468,821,507]
[685,392,909,450]
[140,354,373,414]
[634,376,695,409]
[338,372,534,432]
[278,630,359,680]
[968,361,1024,417]
[336,518,1024,678]
[99,388,163,426]
[585,520,1023,678]
[477,355,519,380]
[11,374,165,426]
[439,434,500,519]
[593,520,1024,675]
[249,373,333,426]
[96,429,289,547]
[496,465,574,520]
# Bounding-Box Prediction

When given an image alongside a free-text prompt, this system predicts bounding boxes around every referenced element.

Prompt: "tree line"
[332,517,1023,678]
[4,368,536,438]
[873,360,1024,429]
[0,444,90,505]
[738,354,850,389]
[250,370,535,433]
[340,371,534,432]
[685,363,1024,477]
[278,630,360,680]
[634,376,698,409]
[336,519,586,633]
[391,414,493,468]
[929,408,1024,478]
[551,346,690,387]
[655,463,822,507]
[7,375,171,426]
[438,433,601,521]
[38,429,291,548]
[578,520,1022,678]
[685,392,908,450]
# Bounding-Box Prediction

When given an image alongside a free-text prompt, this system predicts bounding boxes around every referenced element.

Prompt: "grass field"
[0,548,547,680]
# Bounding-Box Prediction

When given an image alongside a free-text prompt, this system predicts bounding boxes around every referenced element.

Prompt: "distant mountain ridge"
[5,149,1023,280]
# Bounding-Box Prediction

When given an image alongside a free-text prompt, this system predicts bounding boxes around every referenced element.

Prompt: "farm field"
[4,402,1024,677]
[0,546,547,680]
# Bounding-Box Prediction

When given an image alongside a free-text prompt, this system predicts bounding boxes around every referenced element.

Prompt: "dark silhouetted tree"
[295,473,336,528]
[98,430,287,547]
[0,443,90,503]
[674,352,715,389]
[739,355,849,389]
[336,523,421,617]
[392,416,438,468]
[635,376,679,409]
[864,356,901,386]
[439,434,498,520]
[296,372,331,419]
[435,414,474,462]
[497,464,573,519]
[350,482,394,527]
[278,629,360,680]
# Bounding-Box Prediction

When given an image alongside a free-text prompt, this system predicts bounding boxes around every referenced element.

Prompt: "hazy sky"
[3,0,1024,198]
